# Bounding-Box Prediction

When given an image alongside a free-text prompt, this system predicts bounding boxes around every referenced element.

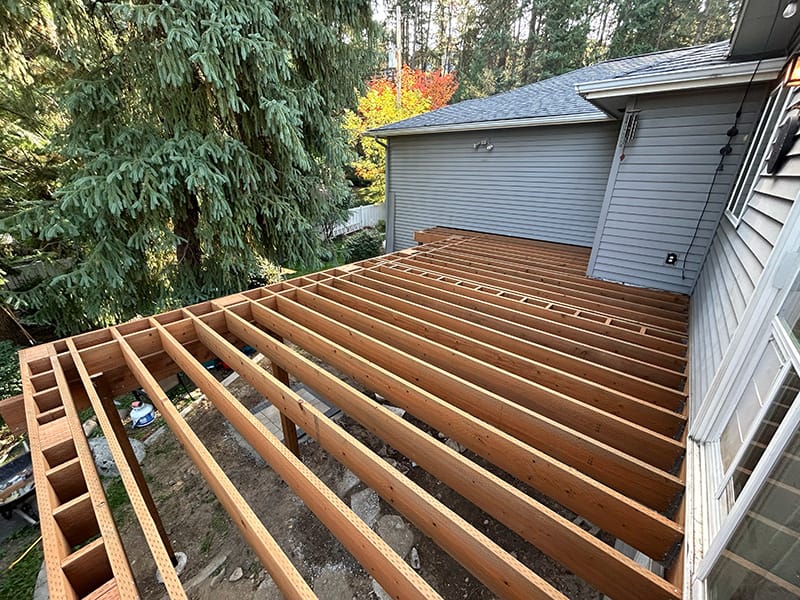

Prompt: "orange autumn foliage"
[345,66,458,202]
[400,66,458,110]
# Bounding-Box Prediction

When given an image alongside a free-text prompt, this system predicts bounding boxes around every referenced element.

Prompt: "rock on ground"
[88,436,146,478]
[350,488,380,527]
[82,419,97,437]
[372,578,392,600]
[336,468,360,498]
[313,565,353,600]
[257,574,282,598]
[375,515,414,560]
[228,567,243,582]
[444,438,466,454]
[409,547,421,570]
[33,561,48,600]
[383,406,406,418]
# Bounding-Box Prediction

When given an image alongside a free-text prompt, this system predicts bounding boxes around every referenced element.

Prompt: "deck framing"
[15,228,688,599]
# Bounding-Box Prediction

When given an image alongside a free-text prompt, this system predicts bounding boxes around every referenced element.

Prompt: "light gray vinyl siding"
[387,123,618,250]
[690,132,800,406]
[589,86,766,294]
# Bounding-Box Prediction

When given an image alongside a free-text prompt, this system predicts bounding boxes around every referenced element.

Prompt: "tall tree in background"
[609,0,737,58]
[0,1,76,341]
[458,0,517,97]
[537,0,593,79]
[380,0,737,99]
[4,0,374,334]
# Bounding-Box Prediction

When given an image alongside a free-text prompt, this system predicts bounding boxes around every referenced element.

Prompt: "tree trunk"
[174,192,201,278]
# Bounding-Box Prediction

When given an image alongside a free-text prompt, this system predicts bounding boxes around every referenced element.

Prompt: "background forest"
[375,0,738,99]
[0,0,739,356]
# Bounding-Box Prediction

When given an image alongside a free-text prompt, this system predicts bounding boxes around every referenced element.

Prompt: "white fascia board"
[366,112,613,137]
[575,57,786,100]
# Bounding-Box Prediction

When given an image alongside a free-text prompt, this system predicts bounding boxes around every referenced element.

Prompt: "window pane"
[708,423,800,600]
[732,368,799,497]
[719,339,784,471]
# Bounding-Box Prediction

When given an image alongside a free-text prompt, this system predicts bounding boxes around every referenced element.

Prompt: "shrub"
[0,341,22,399]
[343,229,383,263]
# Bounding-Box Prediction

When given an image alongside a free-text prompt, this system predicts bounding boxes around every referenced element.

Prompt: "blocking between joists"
[16,230,690,600]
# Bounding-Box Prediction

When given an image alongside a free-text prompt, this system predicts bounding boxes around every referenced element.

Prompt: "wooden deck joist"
[17,228,687,599]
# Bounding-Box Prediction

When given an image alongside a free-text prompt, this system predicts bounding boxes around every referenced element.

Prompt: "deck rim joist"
[17,228,688,600]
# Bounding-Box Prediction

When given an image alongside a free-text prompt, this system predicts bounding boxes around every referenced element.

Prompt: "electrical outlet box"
[665,252,678,265]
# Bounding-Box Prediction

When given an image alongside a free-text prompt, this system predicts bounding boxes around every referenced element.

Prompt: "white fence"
[331,203,385,238]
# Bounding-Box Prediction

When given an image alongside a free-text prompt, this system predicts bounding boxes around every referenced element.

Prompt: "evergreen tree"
[0,1,77,336]
[5,0,374,333]
[608,0,734,59]
[457,0,518,98]
[538,0,593,80]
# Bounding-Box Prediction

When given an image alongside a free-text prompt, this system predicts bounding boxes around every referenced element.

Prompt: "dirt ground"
[110,356,606,600]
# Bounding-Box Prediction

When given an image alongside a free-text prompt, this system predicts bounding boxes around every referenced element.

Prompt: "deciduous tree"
[345,66,457,202]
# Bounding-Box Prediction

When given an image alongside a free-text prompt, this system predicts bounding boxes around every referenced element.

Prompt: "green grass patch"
[104,477,131,525]
[0,526,44,600]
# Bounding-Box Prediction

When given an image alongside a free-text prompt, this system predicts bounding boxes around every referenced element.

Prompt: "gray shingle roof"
[372,41,730,134]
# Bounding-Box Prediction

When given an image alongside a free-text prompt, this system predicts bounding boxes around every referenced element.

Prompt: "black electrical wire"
[680,7,783,280]
[679,96,752,279]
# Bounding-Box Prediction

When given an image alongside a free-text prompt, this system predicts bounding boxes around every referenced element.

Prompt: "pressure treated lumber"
[20,229,688,600]
[288,286,684,471]
[427,238,590,273]
[231,301,683,561]
[429,238,687,304]
[402,253,688,331]
[66,338,186,599]
[117,327,316,599]
[230,306,680,600]
[427,243,688,311]
[375,263,687,354]
[350,268,687,384]
[51,352,138,599]
[319,278,686,427]
[259,295,683,512]
[21,352,75,600]
[0,394,26,433]
[196,308,562,600]
[265,332,300,457]
[163,316,446,600]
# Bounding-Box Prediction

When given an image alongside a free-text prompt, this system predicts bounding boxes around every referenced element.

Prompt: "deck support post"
[267,332,300,458]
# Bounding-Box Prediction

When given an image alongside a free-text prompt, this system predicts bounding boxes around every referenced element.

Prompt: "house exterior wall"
[588,85,766,294]
[690,98,800,414]
[386,122,618,251]
[683,80,800,599]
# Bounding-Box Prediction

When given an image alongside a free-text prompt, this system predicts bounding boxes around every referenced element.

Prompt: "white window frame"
[687,188,800,600]
[711,329,788,499]
[725,84,795,227]
[696,282,800,587]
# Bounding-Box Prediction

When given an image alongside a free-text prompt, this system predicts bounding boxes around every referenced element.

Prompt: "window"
[726,85,794,225]
[699,274,800,598]
[706,425,800,599]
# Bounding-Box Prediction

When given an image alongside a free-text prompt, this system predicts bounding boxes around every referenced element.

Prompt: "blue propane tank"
[129,400,155,428]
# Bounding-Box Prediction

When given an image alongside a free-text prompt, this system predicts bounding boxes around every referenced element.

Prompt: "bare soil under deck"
[116,359,605,600]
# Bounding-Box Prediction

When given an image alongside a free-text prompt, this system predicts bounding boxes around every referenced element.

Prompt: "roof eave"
[575,56,786,101]
[367,112,614,138]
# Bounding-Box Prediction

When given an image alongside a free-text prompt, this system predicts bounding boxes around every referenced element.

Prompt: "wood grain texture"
[19,229,688,599]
